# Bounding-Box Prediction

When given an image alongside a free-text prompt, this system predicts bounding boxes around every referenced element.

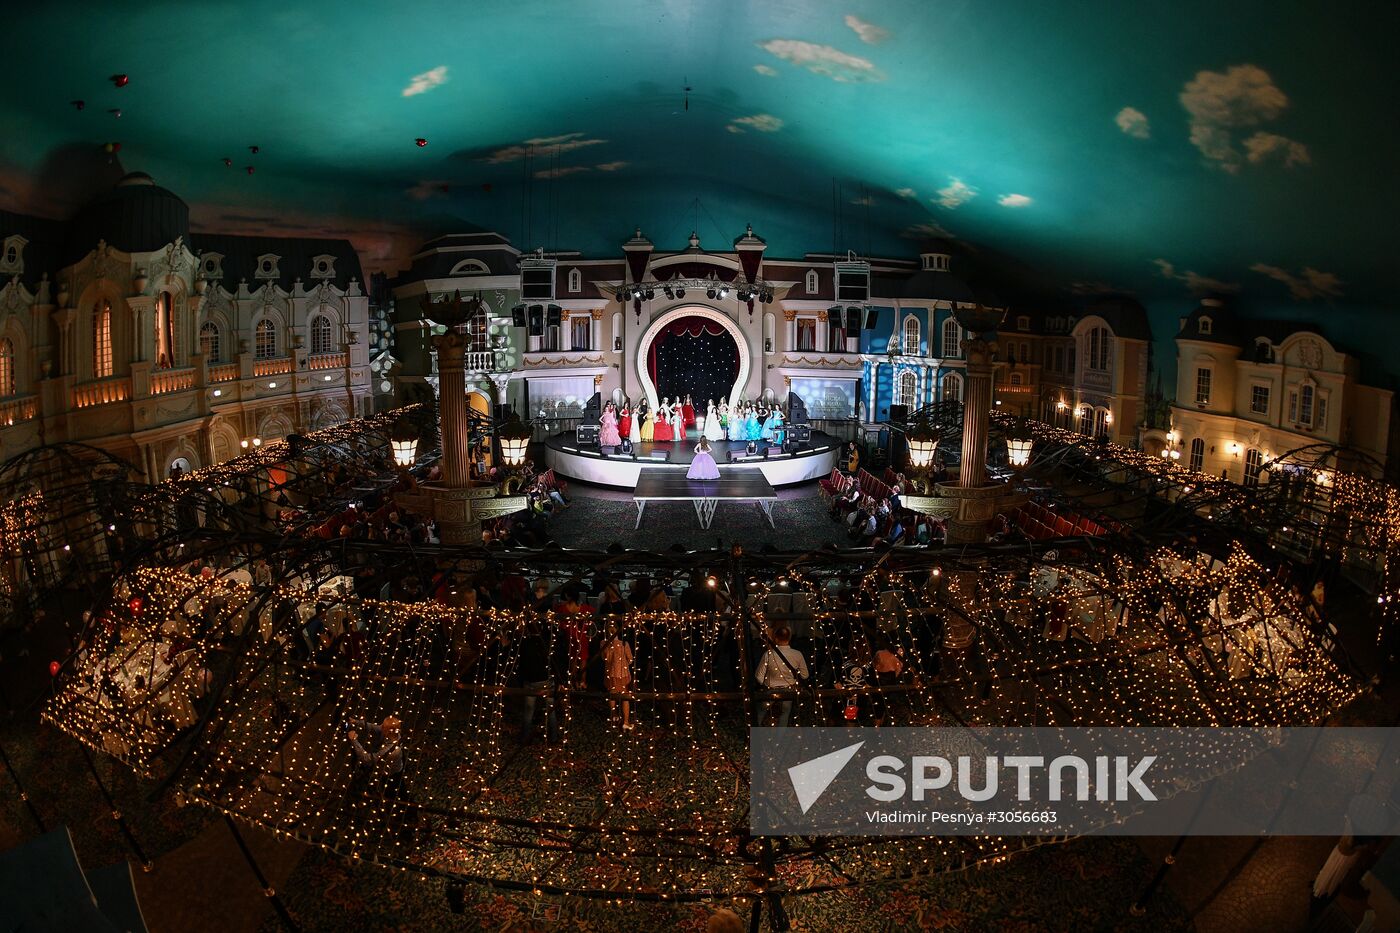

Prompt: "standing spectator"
[602,621,634,731]
[516,624,558,743]
[754,626,808,727]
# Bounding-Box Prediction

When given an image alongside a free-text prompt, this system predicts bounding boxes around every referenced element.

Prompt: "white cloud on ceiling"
[934,177,977,209]
[595,161,628,171]
[1153,258,1239,294]
[402,66,448,97]
[1115,106,1150,139]
[728,113,785,133]
[1250,263,1343,300]
[759,39,884,82]
[844,14,890,44]
[405,180,451,201]
[902,221,955,239]
[1179,64,1307,173]
[1244,132,1311,168]
[534,166,592,179]
[481,133,608,164]
[753,64,778,77]
[895,187,916,199]
[850,195,874,205]
[998,193,1033,208]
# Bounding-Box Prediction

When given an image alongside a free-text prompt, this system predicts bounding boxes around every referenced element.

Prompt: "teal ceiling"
[2,0,1397,322]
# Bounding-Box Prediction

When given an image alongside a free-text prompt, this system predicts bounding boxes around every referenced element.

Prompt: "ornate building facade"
[0,173,373,479]
[1168,298,1394,479]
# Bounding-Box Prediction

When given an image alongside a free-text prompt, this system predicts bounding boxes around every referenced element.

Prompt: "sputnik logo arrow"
[787,741,864,813]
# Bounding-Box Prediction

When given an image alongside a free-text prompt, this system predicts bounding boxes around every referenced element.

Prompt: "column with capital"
[429,326,481,545]
[958,333,996,488]
[783,310,797,352]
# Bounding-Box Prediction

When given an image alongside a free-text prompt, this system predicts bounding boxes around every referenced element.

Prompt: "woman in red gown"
[653,399,673,442]
[682,394,696,429]
[618,402,632,441]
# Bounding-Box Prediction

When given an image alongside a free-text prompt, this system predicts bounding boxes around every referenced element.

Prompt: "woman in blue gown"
[744,405,763,441]
[728,404,746,441]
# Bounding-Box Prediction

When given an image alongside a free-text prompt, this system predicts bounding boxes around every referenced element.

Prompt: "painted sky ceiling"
[2,0,1398,374]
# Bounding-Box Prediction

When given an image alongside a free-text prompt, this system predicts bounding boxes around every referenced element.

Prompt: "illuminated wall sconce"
[764,338,773,353]
[613,336,622,351]
[240,436,262,450]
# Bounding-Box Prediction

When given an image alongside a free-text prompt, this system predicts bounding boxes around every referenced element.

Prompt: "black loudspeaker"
[888,404,908,425]
[528,306,544,337]
[828,306,843,329]
[511,305,526,328]
[864,307,878,330]
[547,305,562,328]
[787,423,812,444]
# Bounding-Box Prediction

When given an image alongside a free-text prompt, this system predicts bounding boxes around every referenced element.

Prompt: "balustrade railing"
[252,357,294,377]
[464,349,497,373]
[150,367,196,395]
[0,395,37,426]
[308,352,347,371]
[208,362,239,383]
[72,377,130,409]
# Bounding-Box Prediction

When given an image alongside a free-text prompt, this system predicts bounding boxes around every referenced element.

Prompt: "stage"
[543,431,842,489]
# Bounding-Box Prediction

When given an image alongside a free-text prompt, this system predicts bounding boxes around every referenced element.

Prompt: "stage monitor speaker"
[528,305,544,337]
[864,307,878,330]
[575,424,600,447]
[888,404,909,425]
[547,305,562,328]
[787,423,812,444]
[511,305,526,328]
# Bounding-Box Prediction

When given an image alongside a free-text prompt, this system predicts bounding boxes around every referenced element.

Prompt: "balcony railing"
[0,395,37,426]
[72,377,130,409]
[309,352,348,371]
[465,349,498,373]
[253,357,294,377]
[208,362,239,383]
[150,367,196,395]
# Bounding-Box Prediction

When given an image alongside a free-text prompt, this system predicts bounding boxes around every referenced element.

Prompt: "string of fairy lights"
[8,400,1400,914]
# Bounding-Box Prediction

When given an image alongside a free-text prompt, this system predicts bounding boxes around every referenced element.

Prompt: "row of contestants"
[598,397,786,446]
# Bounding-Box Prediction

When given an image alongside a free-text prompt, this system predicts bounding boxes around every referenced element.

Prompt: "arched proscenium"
[635,305,750,411]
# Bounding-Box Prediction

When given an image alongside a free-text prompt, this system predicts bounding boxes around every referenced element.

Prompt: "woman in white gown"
[703,400,724,442]
[628,401,642,444]
[671,402,687,442]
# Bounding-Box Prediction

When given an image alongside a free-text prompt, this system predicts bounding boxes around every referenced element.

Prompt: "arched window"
[1189,437,1205,472]
[199,321,221,362]
[0,338,12,397]
[896,370,917,407]
[941,318,961,358]
[1077,406,1093,435]
[805,269,819,294]
[93,299,113,378]
[567,268,582,293]
[1086,326,1111,372]
[310,315,334,355]
[154,292,174,368]
[1244,448,1263,486]
[254,319,277,360]
[902,317,920,356]
[942,372,962,402]
[1093,408,1109,437]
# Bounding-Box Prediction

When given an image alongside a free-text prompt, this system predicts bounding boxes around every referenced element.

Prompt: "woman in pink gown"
[599,402,622,447]
[686,438,721,480]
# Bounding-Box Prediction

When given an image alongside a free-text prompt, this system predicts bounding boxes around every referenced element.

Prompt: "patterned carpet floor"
[544,492,862,553]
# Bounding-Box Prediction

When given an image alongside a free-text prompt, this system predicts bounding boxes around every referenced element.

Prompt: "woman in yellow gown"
[639,404,655,442]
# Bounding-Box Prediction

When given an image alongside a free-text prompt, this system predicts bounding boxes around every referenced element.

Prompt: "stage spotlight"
[676,287,685,298]
[664,285,675,299]
[719,286,729,299]
[706,286,716,299]
[645,288,655,300]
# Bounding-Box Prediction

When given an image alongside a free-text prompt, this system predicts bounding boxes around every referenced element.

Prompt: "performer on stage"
[618,401,631,441]
[640,402,656,442]
[671,401,687,442]
[768,405,786,445]
[599,401,621,447]
[759,404,774,442]
[703,400,724,442]
[628,401,643,445]
[727,403,744,441]
[682,394,696,429]
[686,438,721,480]
[653,398,673,442]
[744,404,763,441]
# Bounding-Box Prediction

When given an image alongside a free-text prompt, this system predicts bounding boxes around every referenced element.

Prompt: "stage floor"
[543,431,842,489]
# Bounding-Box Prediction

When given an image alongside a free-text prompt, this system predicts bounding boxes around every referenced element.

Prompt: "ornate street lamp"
[1006,422,1034,470]
[906,420,939,471]
[390,422,418,469]
[499,416,532,468]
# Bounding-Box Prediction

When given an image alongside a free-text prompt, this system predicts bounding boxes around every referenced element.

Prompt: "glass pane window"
[796,320,817,352]
[200,322,221,362]
[1195,368,1211,405]
[93,300,113,377]
[254,319,277,360]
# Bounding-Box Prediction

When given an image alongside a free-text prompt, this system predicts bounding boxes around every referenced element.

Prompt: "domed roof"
[65,172,189,266]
